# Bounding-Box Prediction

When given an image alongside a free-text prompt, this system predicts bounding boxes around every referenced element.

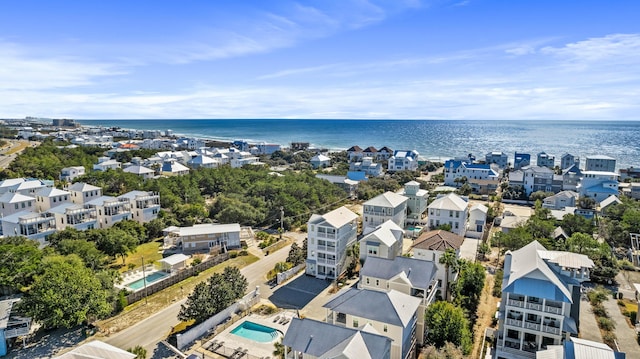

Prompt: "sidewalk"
[602,297,640,358]
[578,295,602,343]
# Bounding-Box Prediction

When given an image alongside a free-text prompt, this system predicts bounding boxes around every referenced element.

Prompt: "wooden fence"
[125,253,229,305]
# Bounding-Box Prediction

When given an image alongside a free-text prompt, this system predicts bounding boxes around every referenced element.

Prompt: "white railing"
[508,299,524,308]
[524,321,540,331]
[527,302,542,311]
[506,318,522,327]
[543,325,561,335]
[544,305,562,315]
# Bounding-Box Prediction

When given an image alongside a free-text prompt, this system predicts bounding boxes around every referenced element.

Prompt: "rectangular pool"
[230,321,280,343]
[126,271,168,290]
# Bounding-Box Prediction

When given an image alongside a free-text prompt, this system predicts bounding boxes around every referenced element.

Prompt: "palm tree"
[273,340,285,359]
[439,248,459,301]
[127,345,147,359]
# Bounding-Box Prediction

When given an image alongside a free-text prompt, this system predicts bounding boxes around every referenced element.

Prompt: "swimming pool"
[126,271,168,290]
[230,321,279,343]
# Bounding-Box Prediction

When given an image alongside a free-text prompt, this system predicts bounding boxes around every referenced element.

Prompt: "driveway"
[268,275,331,309]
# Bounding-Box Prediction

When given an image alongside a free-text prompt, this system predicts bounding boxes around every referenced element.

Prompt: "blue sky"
[1,0,639,120]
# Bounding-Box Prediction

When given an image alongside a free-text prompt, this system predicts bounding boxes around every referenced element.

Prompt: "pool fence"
[125,253,229,305]
[176,287,260,350]
[276,263,305,285]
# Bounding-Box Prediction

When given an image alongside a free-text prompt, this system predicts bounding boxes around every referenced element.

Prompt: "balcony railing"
[542,325,561,335]
[499,346,536,359]
[524,321,541,331]
[316,232,336,239]
[527,302,542,311]
[544,305,562,315]
[506,318,522,327]
[503,339,520,350]
[508,299,524,308]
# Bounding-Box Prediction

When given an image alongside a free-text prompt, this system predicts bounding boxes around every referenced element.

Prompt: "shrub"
[239,250,249,256]
[597,317,615,331]
[229,251,238,258]
[592,304,608,318]
[587,286,610,305]
[603,331,617,347]
[493,270,503,298]
[629,311,637,324]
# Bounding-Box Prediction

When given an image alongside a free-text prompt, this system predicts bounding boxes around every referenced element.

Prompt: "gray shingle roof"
[360,256,437,290]
[283,318,391,359]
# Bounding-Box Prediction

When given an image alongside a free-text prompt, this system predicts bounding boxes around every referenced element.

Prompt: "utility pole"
[279,206,284,240]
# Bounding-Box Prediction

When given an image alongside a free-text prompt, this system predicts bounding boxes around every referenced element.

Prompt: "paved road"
[105,234,302,356]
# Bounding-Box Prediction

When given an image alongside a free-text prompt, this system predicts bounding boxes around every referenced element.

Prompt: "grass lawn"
[95,253,260,335]
[5,141,30,155]
[112,240,163,272]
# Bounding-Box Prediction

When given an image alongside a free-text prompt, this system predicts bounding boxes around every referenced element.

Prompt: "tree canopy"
[425,301,472,355]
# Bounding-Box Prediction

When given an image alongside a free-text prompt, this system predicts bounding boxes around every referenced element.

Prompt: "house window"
[383,324,388,332]
[455,222,459,229]
[456,211,459,218]
[353,318,359,328]
[449,210,453,217]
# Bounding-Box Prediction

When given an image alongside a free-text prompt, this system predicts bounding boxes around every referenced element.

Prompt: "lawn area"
[5,140,31,155]
[95,253,260,335]
[113,240,163,272]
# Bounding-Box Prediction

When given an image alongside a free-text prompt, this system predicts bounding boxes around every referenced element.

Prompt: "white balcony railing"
[508,299,524,308]
[524,321,541,331]
[544,305,562,315]
[542,325,561,335]
[506,318,522,327]
[527,302,542,311]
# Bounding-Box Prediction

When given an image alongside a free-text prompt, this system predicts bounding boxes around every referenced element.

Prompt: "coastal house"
[495,241,594,359]
[49,203,98,231]
[412,229,464,295]
[346,146,364,162]
[350,158,384,177]
[8,179,48,196]
[388,150,419,172]
[324,287,421,359]
[123,164,155,179]
[362,191,408,234]
[466,203,488,239]
[254,142,281,155]
[443,160,499,191]
[59,166,86,182]
[577,171,619,202]
[359,220,404,261]
[560,153,579,170]
[187,154,219,169]
[359,256,438,346]
[0,192,35,218]
[316,174,359,198]
[362,146,378,159]
[398,181,428,225]
[377,146,394,161]
[1,211,57,244]
[535,337,626,359]
[161,159,190,176]
[561,164,582,191]
[0,299,31,357]
[118,191,160,224]
[283,318,392,359]
[34,187,70,212]
[306,206,359,280]
[164,223,241,254]
[485,151,509,169]
[67,182,102,205]
[92,157,122,171]
[86,196,132,229]
[514,152,531,170]
[585,155,616,172]
[629,183,640,200]
[0,178,27,195]
[310,154,331,169]
[536,152,555,169]
[427,193,468,236]
[619,166,640,181]
[509,165,562,197]
[542,191,579,210]
[598,195,622,215]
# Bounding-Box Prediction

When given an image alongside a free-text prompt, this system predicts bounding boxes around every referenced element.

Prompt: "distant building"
[359,220,404,261]
[542,191,579,210]
[514,152,531,170]
[560,153,579,170]
[388,150,419,172]
[578,171,619,202]
[67,182,102,205]
[536,151,555,169]
[619,166,640,181]
[164,223,241,253]
[118,191,160,224]
[485,151,509,169]
[34,187,70,212]
[466,204,488,239]
[398,181,428,225]
[60,166,86,182]
[310,154,331,169]
[123,165,155,179]
[1,211,56,244]
[585,155,616,172]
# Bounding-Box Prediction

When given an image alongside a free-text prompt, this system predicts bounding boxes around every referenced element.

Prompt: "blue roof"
[347,171,368,181]
[465,163,492,169]
[503,277,571,303]
[445,159,462,169]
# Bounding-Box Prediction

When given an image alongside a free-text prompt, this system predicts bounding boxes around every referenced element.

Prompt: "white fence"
[276,264,305,285]
[176,287,260,350]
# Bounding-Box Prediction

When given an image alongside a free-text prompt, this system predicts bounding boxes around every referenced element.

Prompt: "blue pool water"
[230,321,279,343]
[126,271,168,290]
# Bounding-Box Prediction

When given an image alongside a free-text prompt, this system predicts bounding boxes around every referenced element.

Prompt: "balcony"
[542,325,561,335]
[499,346,536,359]
[506,318,522,327]
[503,339,520,350]
[544,305,562,315]
[508,299,524,308]
[316,232,337,240]
[527,302,542,311]
[524,321,541,331]
[316,245,336,253]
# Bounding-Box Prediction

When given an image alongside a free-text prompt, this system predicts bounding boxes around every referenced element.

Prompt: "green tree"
[439,249,459,301]
[90,228,139,264]
[20,255,111,329]
[113,220,147,243]
[565,233,599,255]
[561,214,594,236]
[425,301,472,355]
[286,242,305,266]
[177,282,213,323]
[55,239,108,270]
[127,345,147,359]
[0,237,43,293]
[453,260,486,313]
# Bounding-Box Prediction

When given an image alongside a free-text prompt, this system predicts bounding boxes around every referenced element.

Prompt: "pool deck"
[115,268,168,291]
[200,312,295,358]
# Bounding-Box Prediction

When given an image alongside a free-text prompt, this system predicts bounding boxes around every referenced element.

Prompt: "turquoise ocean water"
[77,119,640,169]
